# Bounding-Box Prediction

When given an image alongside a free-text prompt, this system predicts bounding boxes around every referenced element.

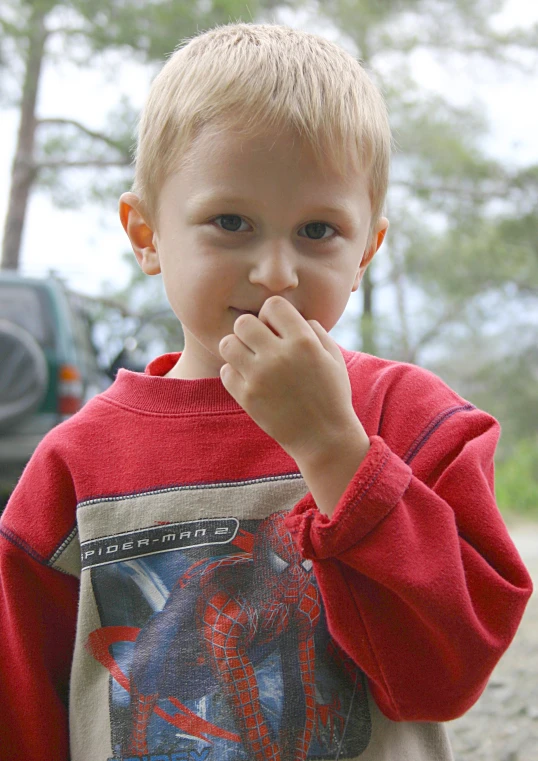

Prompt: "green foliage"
[391,92,500,197]
[66,0,297,62]
[496,437,538,516]
[405,209,538,304]
[34,94,136,208]
[320,0,536,66]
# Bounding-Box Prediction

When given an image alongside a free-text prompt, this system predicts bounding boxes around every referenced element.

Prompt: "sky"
[0,0,537,347]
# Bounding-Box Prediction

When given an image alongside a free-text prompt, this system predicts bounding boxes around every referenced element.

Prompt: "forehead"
[162,125,370,216]
[185,124,360,179]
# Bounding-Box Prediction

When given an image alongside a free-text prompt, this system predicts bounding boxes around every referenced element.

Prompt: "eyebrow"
[187,193,356,222]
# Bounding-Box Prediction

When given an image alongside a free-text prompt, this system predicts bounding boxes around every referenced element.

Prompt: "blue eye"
[213,215,249,233]
[299,222,336,241]
[212,215,337,241]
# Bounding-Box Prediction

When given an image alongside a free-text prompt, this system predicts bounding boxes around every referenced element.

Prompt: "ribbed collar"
[102,353,244,415]
[102,347,357,416]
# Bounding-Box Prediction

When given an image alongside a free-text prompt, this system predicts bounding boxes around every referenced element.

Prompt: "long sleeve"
[0,442,79,760]
[285,404,533,723]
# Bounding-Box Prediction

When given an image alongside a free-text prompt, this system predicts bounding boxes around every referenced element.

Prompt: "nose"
[248,241,299,292]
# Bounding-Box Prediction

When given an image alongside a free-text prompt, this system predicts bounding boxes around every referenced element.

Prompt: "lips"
[231,307,259,317]
[231,306,305,319]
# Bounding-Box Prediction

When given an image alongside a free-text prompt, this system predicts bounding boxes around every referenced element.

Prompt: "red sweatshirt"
[0,348,532,761]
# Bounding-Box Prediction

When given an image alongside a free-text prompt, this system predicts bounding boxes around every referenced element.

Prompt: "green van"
[0,273,110,491]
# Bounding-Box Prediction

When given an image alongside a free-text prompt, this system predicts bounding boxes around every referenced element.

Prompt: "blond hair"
[132,22,391,242]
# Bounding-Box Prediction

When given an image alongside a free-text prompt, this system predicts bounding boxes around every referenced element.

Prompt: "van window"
[0,284,55,349]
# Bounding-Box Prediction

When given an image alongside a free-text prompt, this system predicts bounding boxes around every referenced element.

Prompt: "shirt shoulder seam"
[404,403,476,464]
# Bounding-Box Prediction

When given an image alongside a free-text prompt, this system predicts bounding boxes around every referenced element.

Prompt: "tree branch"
[37,158,131,169]
[373,25,538,72]
[391,179,510,203]
[46,25,90,38]
[37,117,129,154]
[414,303,467,354]
[69,290,134,318]
[514,282,538,297]
[0,14,24,37]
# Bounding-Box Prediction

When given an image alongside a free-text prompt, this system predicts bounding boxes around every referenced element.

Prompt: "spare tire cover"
[0,319,49,431]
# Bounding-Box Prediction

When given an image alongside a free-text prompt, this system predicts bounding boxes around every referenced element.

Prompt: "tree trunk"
[360,265,377,355]
[386,237,413,363]
[1,8,49,271]
[353,45,379,356]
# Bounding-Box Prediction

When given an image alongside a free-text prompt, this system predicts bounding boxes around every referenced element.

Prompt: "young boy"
[0,21,532,761]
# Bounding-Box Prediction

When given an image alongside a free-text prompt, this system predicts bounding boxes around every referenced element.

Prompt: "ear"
[119,192,161,275]
[352,216,389,292]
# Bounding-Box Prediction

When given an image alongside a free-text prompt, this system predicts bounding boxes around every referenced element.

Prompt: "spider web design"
[86,511,371,760]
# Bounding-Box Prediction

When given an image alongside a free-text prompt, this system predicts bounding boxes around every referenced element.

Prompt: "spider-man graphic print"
[86,510,371,760]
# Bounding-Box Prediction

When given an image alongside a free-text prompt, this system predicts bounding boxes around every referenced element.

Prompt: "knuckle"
[250,361,269,388]
[242,384,257,405]
[295,333,315,352]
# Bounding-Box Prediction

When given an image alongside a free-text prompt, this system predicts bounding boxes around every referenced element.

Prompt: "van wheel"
[0,319,49,432]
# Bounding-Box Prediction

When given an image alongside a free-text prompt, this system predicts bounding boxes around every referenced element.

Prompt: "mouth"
[231,307,260,318]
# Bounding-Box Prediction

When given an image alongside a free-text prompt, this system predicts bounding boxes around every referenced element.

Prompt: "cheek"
[187,261,237,320]
[160,240,226,289]
[312,267,353,313]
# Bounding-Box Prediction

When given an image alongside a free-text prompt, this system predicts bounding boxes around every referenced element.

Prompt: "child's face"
[120,126,388,379]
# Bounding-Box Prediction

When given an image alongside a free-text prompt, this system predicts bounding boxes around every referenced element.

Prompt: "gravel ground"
[446,521,538,761]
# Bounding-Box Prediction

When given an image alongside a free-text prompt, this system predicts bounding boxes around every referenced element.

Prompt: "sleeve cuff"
[284,435,412,559]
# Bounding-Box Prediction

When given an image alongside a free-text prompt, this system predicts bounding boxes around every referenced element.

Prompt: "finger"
[258,295,305,337]
[307,320,342,360]
[233,311,275,349]
[219,362,245,399]
[218,333,252,374]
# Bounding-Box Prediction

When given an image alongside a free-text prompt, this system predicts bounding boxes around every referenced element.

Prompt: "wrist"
[292,419,371,518]
[293,418,370,471]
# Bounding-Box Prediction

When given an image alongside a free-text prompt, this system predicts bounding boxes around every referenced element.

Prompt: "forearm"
[286,425,533,721]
